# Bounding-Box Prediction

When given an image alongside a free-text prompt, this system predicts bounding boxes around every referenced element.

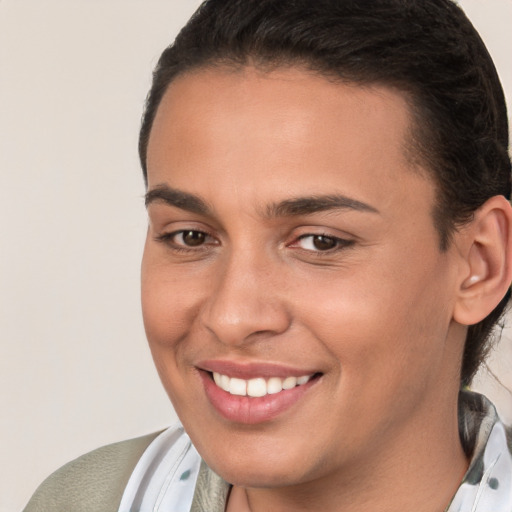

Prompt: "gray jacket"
[23,431,228,512]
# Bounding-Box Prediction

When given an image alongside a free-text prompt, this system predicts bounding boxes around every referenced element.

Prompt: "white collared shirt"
[118,425,201,512]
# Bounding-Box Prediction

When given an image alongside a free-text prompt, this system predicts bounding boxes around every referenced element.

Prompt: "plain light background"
[1,2,511,511]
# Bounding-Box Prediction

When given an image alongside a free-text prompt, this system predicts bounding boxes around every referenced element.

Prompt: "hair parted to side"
[139,0,511,386]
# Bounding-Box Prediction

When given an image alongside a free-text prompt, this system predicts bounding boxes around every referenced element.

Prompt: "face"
[142,66,466,487]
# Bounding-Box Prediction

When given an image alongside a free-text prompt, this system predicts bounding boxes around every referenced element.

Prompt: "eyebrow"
[266,195,379,217]
[145,185,211,215]
[145,184,379,218]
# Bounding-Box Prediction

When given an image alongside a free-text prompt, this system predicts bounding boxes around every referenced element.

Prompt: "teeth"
[282,376,297,389]
[267,377,283,395]
[247,377,267,397]
[229,377,247,396]
[220,374,230,390]
[212,372,313,397]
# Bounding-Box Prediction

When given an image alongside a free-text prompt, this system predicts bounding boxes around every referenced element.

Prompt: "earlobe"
[454,195,512,326]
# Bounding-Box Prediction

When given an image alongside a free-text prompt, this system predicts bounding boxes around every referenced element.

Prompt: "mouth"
[197,363,322,424]
[212,372,315,397]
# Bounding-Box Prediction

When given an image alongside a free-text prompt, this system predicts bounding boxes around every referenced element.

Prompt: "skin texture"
[141,66,505,511]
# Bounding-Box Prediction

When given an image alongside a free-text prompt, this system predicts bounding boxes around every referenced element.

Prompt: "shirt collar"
[447,391,512,511]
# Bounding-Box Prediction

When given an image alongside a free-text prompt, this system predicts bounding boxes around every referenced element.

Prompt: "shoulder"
[23,431,162,512]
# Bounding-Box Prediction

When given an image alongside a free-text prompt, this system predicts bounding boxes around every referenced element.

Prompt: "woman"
[25,0,512,510]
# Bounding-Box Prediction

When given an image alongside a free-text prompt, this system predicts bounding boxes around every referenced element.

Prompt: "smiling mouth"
[211,372,320,398]
[200,367,323,423]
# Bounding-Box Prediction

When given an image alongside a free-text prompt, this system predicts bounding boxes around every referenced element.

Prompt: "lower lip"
[199,371,318,424]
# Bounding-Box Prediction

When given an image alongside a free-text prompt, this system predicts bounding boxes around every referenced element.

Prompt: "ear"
[453,195,512,326]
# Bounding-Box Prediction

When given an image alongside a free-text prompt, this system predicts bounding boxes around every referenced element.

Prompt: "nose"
[200,250,291,346]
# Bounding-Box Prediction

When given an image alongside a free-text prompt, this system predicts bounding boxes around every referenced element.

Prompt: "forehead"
[146,66,433,219]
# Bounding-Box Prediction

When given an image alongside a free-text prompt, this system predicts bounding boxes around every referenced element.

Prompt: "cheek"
[295,251,454,385]
[141,262,200,397]
[295,275,452,451]
[141,246,205,346]
[141,256,206,409]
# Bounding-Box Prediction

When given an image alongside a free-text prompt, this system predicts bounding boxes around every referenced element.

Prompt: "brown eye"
[182,230,206,246]
[155,229,217,251]
[312,235,337,251]
[292,233,353,253]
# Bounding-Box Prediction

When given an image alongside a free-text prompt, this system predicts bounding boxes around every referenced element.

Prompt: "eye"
[176,230,208,247]
[293,234,353,252]
[155,229,217,250]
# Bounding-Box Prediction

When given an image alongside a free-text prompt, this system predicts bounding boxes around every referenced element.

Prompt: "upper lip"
[197,359,319,379]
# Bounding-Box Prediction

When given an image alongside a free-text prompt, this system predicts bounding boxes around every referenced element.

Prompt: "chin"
[197,440,318,488]
[212,460,308,489]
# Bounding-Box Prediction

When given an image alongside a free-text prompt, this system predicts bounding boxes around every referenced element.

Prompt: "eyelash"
[155,230,217,253]
[155,229,354,256]
[291,233,355,254]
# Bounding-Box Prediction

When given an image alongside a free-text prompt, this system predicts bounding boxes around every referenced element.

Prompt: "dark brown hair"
[139,0,511,386]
